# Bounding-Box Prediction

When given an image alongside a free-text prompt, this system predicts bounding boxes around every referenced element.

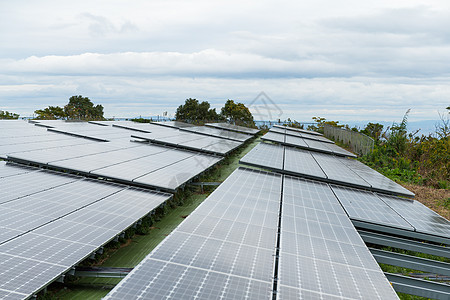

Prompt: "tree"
[0,110,19,119]
[361,122,384,141]
[220,100,255,127]
[34,106,66,120]
[175,98,222,124]
[307,116,343,133]
[64,95,104,120]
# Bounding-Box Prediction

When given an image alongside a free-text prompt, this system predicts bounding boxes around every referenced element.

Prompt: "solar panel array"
[262,131,356,158]
[0,120,244,298]
[241,142,414,197]
[105,168,399,299]
[0,162,172,299]
[1,121,247,192]
[205,122,260,135]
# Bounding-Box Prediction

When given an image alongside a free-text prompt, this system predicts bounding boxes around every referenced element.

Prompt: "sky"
[1,0,449,130]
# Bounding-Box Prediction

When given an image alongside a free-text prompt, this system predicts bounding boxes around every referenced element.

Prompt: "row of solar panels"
[0,120,261,192]
[262,130,356,157]
[0,161,172,299]
[104,167,400,299]
[240,142,414,197]
[7,142,221,193]
[1,120,258,158]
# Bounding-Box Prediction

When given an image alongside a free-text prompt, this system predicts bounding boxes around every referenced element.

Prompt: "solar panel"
[0,162,34,179]
[180,126,252,142]
[278,176,399,299]
[311,152,371,189]
[284,147,327,180]
[261,131,285,144]
[263,130,356,158]
[133,154,222,191]
[284,134,310,148]
[273,124,323,136]
[240,142,284,171]
[205,122,260,135]
[104,168,280,299]
[91,150,194,182]
[340,158,414,197]
[131,131,242,156]
[0,170,79,205]
[269,127,334,144]
[151,121,196,128]
[377,194,450,239]
[48,144,169,173]
[330,185,415,231]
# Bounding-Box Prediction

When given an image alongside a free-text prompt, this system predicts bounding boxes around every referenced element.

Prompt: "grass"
[47,136,261,299]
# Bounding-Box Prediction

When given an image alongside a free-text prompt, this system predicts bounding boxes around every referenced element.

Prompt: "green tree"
[0,110,19,119]
[307,116,343,133]
[34,106,66,120]
[361,122,384,141]
[220,99,255,127]
[175,98,222,124]
[64,95,104,120]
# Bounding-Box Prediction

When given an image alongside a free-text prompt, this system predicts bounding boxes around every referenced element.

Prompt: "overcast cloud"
[1,0,449,128]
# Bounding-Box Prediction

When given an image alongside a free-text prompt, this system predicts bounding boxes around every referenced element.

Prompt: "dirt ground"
[402,183,450,220]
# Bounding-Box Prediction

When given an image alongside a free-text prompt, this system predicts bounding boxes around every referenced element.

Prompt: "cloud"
[0,50,354,78]
[1,1,450,125]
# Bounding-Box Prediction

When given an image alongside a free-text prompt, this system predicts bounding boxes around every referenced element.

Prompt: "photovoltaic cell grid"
[0,121,100,159]
[273,124,323,136]
[0,163,172,299]
[278,176,398,299]
[6,131,223,192]
[262,131,356,158]
[330,185,415,231]
[32,120,135,142]
[340,158,414,198]
[150,121,196,128]
[240,142,414,197]
[105,168,281,300]
[240,142,284,171]
[284,147,326,180]
[131,130,242,156]
[205,122,260,135]
[269,127,334,144]
[180,126,252,142]
[377,194,450,239]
